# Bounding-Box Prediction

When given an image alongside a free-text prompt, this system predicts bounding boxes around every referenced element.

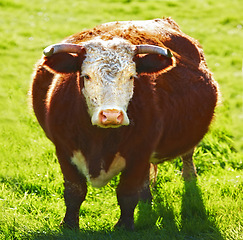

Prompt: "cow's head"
[43,38,175,128]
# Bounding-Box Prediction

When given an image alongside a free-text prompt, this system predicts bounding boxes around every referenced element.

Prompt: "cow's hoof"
[60,219,80,230]
[182,170,197,181]
[114,217,134,231]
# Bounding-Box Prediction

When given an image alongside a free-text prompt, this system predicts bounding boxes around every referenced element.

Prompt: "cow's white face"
[81,38,137,128]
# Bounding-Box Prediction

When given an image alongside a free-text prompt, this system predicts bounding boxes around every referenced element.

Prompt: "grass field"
[0,0,242,239]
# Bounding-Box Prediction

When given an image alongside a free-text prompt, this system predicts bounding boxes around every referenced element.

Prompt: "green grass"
[0,0,242,239]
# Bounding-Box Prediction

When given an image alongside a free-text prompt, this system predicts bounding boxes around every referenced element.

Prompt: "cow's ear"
[43,51,86,73]
[134,54,176,75]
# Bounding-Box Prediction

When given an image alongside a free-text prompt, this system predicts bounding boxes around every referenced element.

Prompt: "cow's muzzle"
[91,108,129,128]
[99,109,124,127]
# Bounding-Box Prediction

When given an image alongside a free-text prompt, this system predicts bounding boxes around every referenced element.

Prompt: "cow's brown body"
[31,18,219,229]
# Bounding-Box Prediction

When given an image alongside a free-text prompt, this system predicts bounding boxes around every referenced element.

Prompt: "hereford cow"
[31,18,219,230]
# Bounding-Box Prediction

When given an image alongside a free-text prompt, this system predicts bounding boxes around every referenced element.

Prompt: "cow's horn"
[134,45,173,58]
[43,43,84,57]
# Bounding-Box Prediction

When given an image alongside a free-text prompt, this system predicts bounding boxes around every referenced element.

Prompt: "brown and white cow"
[31,18,219,230]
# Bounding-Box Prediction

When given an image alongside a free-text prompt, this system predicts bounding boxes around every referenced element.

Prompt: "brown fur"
[31,18,219,230]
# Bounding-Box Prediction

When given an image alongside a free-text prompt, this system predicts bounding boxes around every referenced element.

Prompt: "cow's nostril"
[117,114,123,123]
[100,112,108,123]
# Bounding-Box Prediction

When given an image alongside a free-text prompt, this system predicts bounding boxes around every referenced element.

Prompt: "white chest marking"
[71,151,126,188]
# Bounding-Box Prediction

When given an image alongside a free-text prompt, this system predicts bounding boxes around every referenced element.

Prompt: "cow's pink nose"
[99,109,124,126]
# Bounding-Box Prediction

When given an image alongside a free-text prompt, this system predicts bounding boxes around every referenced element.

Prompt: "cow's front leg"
[62,179,87,229]
[116,192,139,230]
[57,149,87,229]
[115,162,150,230]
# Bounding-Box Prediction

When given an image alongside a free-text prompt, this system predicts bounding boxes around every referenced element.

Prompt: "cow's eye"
[83,75,91,80]
[129,76,134,80]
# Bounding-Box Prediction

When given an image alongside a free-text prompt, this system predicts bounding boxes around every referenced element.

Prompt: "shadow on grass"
[137,179,224,240]
[22,180,224,240]
[180,180,220,239]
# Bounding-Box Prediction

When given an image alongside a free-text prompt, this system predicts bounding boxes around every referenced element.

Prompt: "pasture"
[0,0,242,239]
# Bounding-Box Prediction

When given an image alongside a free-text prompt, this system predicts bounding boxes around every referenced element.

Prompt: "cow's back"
[32,18,219,159]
